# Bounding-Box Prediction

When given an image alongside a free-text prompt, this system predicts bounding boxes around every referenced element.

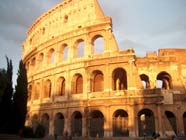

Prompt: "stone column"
[129,105,136,137]
[104,106,111,138]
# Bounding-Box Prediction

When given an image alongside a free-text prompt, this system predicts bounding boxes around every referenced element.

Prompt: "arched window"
[89,110,104,138]
[92,70,104,92]
[113,109,129,137]
[77,39,85,57]
[44,80,52,98]
[48,49,55,64]
[92,35,104,54]
[34,82,40,100]
[54,113,64,136]
[112,68,127,90]
[71,111,82,137]
[31,57,36,70]
[138,109,155,137]
[156,72,172,89]
[140,74,150,89]
[60,44,68,61]
[72,74,83,94]
[57,77,65,96]
[38,53,44,68]
[165,111,177,134]
[41,113,50,135]
[28,85,32,101]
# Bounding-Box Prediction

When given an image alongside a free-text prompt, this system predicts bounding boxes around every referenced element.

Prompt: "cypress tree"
[13,60,28,132]
[0,56,13,132]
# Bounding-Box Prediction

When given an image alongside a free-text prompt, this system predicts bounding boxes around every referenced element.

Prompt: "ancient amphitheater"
[22,0,186,139]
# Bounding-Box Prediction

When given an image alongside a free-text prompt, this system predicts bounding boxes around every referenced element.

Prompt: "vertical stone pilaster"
[129,105,136,137]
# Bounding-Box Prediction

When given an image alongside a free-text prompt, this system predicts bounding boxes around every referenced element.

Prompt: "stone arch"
[57,77,65,96]
[156,71,172,89]
[91,70,104,92]
[37,53,44,68]
[165,111,177,135]
[138,109,155,137]
[28,84,32,101]
[47,48,55,64]
[113,109,129,137]
[41,113,50,135]
[31,57,36,70]
[60,43,68,61]
[112,68,127,90]
[72,74,83,94]
[92,35,104,54]
[31,114,39,131]
[54,112,65,136]
[34,82,40,100]
[140,74,150,89]
[89,110,104,138]
[44,79,52,98]
[71,111,82,137]
[74,39,85,58]
[183,112,186,135]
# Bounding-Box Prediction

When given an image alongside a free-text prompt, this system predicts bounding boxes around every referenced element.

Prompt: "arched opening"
[48,49,55,64]
[140,74,150,89]
[92,35,104,54]
[38,53,44,68]
[165,111,177,135]
[113,109,129,137]
[71,111,82,137]
[54,113,64,136]
[89,110,104,138]
[34,82,40,100]
[44,80,52,98]
[112,68,127,90]
[157,72,172,89]
[183,112,186,135]
[41,113,50,135]
[92,70,104,92]
[138,109,155,137]
[77,39,85,57]
[60,44,68,61]
[28,85,32,101]
[31,114,39,132]
[57,77,65,96]
[31,57,36,70]
[72,74,83,94]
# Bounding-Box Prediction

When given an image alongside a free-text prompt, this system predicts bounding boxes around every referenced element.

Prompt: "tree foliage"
[13,60,28,131]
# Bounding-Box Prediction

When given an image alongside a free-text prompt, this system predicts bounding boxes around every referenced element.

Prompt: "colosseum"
[22,0,186,139]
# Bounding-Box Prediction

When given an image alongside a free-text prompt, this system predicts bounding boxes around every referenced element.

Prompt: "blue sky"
[0,0,186,86]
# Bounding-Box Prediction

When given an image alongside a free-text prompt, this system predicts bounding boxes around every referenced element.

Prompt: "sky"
[0,0,186,86]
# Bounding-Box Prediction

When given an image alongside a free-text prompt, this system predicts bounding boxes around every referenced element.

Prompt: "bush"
[22,126,34,138]
[34,124,45,138]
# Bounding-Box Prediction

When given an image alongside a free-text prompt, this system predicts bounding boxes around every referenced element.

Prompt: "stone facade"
[22,0,186,138]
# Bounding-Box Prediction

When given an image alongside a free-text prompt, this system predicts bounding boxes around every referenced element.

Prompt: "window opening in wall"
[138,109,155,137]
[140,74,150,89]
[76,75,83,94]
[71,111,82,137]
[112,68,127,90]
[156,72,172,89]
[77,40,84,57]
[28,85,32,101]
[34,83,40,100]
[89,110,104,138]
[113,109,129,137]
[93,71,104,92]
[51,50,55,64]
[62,45,68,61]
[165,111,177,135]
[41,113,50,135]
[54,113,64,136]
[44,80,52,98]
[93,36,104,54]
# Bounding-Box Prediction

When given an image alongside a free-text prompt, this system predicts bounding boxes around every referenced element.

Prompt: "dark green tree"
[0,69,7,103]
[13,60,28,132]
[0,56,14,132]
